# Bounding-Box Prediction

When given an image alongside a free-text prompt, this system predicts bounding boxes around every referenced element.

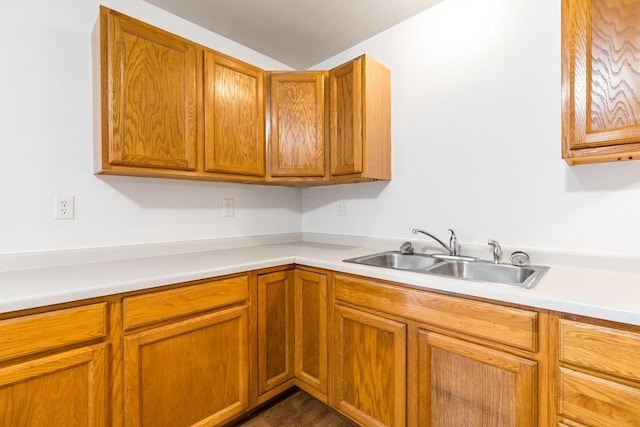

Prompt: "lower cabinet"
[334,304,406,427]
[555,315,640,426]
[294,269,329,401]
[123,306,249,426]
[9,266,640,427]
[0,302,109,427]
[122,275,250,427]
[0,344,108,426]
[416,329,537,426]
[257,270,295,399]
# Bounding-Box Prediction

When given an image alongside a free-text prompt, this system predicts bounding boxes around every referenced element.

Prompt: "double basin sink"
[344,251,549,289]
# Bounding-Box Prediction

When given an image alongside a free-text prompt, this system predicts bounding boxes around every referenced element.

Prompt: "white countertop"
[1,241,639,326]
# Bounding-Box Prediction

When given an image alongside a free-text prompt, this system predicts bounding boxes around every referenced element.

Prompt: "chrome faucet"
[488,239,502,264]
[412,228,459,256]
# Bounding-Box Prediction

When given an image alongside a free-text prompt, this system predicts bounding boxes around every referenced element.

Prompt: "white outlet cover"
[55,196,75,219]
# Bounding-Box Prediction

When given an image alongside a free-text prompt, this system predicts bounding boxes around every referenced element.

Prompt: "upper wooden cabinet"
[268,72,327,183]
[94,7,266,183]
[562,0,640,165]
[95,7,199,176]
[94,8,391,186]
[204,50,266,180]
[330,55,391,181]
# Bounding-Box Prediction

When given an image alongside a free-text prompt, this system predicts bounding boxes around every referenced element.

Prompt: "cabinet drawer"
[560,319,640,383]
[334,274,538,352]
[123,275,249,330]
[0,303,107,362]
[559,367,640,426]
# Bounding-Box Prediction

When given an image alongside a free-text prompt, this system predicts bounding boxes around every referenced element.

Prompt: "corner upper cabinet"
[94,7,199,177]
[268,72,327,184]
[204,50,266,181]
[562,0,640,165]
[329,55,391,181]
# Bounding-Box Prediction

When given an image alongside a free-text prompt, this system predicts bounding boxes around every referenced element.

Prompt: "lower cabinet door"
[257,270,294,395]
[334,304,406,427]
[124,305,249,427]
[294,269,328,397]
[417,329,537,427]
[0,344,108,427]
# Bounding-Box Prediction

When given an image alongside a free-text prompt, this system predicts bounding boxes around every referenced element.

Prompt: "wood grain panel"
[329,58,362,176]
[334,274,538,352]
[418,331,536,427]
[334,304,406,427]
[560,319,640,382]
[562,0,640,164]
[270,73,326,177]
[559,367,640,426]
[258,271,294,395]
[362,56,392,180]
[294,270,328,395]
[590,0,640,132]
[122,275,248,330]
[0,344,107,426]
[124,305,249,427]
[0,303,107,362]
[204,50,265,177]
[106,9,198,171]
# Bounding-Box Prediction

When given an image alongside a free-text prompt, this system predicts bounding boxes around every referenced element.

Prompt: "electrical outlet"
[55,196,74,219]
[336,200,348,216]
[222,198,234,217]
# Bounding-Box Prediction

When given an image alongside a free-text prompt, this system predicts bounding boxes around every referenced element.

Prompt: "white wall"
[0,0,300,254]
[303,0,640,256]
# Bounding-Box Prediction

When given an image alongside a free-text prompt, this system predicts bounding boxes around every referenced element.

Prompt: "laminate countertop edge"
[0,242,638,326]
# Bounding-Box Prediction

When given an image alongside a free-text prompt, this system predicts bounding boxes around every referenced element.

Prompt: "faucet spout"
[412,228,458,256]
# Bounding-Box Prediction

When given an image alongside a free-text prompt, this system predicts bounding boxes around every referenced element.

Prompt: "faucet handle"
[488,239,503,264]
[448,229,459,256]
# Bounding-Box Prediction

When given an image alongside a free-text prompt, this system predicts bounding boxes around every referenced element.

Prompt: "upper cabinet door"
[329,58,364,176]
[103,8,198,171]
[562,0,640,165]
[269,72,326,179]
[204,51,266,178]
[329,55,391,181]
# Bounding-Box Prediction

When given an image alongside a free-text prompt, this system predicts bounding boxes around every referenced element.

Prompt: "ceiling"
[143,0,444,70]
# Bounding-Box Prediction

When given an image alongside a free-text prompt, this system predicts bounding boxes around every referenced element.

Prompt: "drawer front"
[559,367,640,427]
[334,274,538,352]
[0,303,107,362]
[560,319,640,382]
[123,275,249,330]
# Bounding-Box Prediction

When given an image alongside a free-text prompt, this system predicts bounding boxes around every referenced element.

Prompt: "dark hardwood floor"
[235,391,357,427]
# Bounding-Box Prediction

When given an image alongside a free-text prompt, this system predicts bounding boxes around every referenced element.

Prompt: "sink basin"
[344,251,444,272]
[344,251,549,288]
[427,260,549,288]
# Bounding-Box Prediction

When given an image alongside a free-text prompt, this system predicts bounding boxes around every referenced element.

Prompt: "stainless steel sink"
[427,260,548,288]
[344,251,549,288]
[344,251,444,272]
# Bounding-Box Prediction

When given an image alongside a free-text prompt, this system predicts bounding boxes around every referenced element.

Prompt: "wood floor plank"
[236,391,357,427]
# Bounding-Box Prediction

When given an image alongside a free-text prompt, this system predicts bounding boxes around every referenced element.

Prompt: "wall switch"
[222,198,234,217]
[55,196,74,219]
[336,200,348,216]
